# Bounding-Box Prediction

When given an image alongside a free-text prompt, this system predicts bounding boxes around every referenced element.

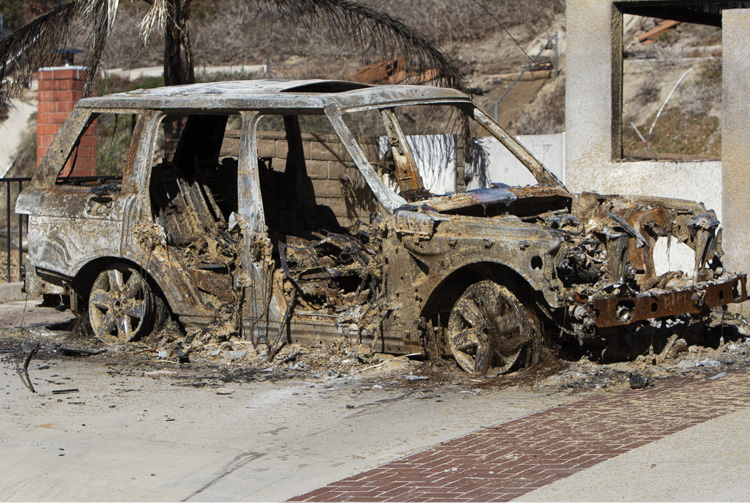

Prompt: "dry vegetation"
[623,108,721,160]
[513,76,565,135]
[99,0,564,77]
[623,52,723,160]
[3,1,726,163]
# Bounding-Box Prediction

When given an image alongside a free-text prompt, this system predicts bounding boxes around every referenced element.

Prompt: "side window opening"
[56,112,138,186]
[259,115,341,239]
[150,114,240,234]
[148,113,241,307]
[256,113,377,238]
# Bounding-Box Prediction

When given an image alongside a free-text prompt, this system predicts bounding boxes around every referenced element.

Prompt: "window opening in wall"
[620,13,722,161]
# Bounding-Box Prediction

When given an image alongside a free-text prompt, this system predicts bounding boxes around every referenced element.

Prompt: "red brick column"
[37,67,96,176]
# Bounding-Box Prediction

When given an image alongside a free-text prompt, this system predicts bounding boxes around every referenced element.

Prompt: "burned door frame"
[236,110,281,342]
[119,110,243,325]
[240,110,390,348]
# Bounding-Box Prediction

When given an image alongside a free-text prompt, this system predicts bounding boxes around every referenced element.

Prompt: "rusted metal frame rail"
[1,176,121,282]
[591,274,748,327]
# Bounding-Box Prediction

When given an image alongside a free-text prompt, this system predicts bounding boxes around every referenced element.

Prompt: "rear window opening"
[55,112,137,187]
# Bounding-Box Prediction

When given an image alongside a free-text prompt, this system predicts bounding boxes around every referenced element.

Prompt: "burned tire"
[88,265,155,344]
[448,280,542,374]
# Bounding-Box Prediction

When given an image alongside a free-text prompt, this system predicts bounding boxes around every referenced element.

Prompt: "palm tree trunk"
[162,0,194,149]
[163,0,194,87]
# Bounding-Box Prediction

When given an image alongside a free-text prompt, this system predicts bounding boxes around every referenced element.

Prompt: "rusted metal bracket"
[590,274,747,327]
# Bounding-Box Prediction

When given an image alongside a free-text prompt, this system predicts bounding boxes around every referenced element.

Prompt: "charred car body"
[17,80,747,373]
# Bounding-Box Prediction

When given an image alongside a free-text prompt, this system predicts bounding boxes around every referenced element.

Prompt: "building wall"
[565,0,722,219]
[721,9,750,291]
[566,0,749,311]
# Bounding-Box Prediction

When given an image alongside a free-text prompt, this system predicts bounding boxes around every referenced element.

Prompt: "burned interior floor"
[3,301,750,396]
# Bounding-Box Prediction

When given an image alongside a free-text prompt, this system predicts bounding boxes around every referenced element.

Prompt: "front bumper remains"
[588,274,747,328]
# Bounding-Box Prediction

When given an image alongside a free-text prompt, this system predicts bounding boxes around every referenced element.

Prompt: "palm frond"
[0,1,80,100]
[80,0,121,96]
[139,0,168,45]
[264,0,467,92]
[0,0,122,101]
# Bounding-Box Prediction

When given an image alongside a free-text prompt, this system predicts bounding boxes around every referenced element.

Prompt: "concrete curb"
[0,282,39,304]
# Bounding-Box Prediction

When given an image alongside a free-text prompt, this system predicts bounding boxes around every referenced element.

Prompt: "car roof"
[78,79,471,112]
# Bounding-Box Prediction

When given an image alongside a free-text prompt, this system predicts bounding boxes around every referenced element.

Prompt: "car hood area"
[391,183,747,334]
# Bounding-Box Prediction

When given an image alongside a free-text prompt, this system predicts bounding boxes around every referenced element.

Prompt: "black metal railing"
[1,176,31,283]
[1,175,122,283]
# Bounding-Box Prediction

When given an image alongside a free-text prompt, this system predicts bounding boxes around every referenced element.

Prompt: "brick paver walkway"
[292,369,750,502]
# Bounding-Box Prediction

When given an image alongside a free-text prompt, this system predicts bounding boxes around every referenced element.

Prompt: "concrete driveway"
[2,299,750,502]
[1,351,569,501]
[0,300,571,501]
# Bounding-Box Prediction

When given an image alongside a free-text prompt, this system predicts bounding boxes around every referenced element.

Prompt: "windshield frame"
[326,100,569,214]
[325,107,408,212]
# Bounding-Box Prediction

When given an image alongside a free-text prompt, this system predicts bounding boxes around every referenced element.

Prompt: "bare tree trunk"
[163,0,194,149]
[164,0,195,87]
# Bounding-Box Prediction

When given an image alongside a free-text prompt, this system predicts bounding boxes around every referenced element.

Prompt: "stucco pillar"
[565,0,721,216]
[565,0,622,193]
[722,9,750,313]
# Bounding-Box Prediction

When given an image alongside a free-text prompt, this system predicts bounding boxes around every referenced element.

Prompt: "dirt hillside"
[0,1,724,168]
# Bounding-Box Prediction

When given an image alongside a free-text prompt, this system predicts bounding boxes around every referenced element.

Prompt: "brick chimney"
[36,61,96,176]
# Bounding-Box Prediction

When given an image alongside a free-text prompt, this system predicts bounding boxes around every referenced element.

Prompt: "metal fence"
[1,176,30,283]
[0,176,121,283]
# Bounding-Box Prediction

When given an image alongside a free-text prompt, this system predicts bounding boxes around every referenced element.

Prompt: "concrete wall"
[721,9,750,299]
[469,133,566,189]
[565,0,722,219]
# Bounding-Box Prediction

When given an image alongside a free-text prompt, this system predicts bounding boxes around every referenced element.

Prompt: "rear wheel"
[447,280,542,374]
[88,265,155,344]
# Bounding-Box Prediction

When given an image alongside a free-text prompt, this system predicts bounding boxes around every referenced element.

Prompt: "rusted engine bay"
[16,80,747,374]
[530,190,744,331]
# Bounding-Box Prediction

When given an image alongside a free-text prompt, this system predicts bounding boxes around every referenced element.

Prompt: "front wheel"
[447,280,542,374]
[88,265,155,344]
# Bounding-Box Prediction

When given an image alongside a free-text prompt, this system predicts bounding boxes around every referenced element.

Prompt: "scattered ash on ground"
[2,311,750,396]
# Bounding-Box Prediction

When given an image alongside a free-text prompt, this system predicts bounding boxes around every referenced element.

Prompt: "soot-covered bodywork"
[16,80,746,374]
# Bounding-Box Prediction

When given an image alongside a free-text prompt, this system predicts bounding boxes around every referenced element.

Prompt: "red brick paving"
[291,369,750,502]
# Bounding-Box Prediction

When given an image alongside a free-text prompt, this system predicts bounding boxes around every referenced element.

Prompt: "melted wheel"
[88,265,155,343]
[448,280,541,374]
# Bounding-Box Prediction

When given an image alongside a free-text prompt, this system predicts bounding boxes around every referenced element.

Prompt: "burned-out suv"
[17,80,747,373]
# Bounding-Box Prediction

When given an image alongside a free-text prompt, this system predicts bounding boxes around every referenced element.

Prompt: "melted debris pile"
[3,307,750,390]
[533,314,750,393]
[279,224,383,313]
